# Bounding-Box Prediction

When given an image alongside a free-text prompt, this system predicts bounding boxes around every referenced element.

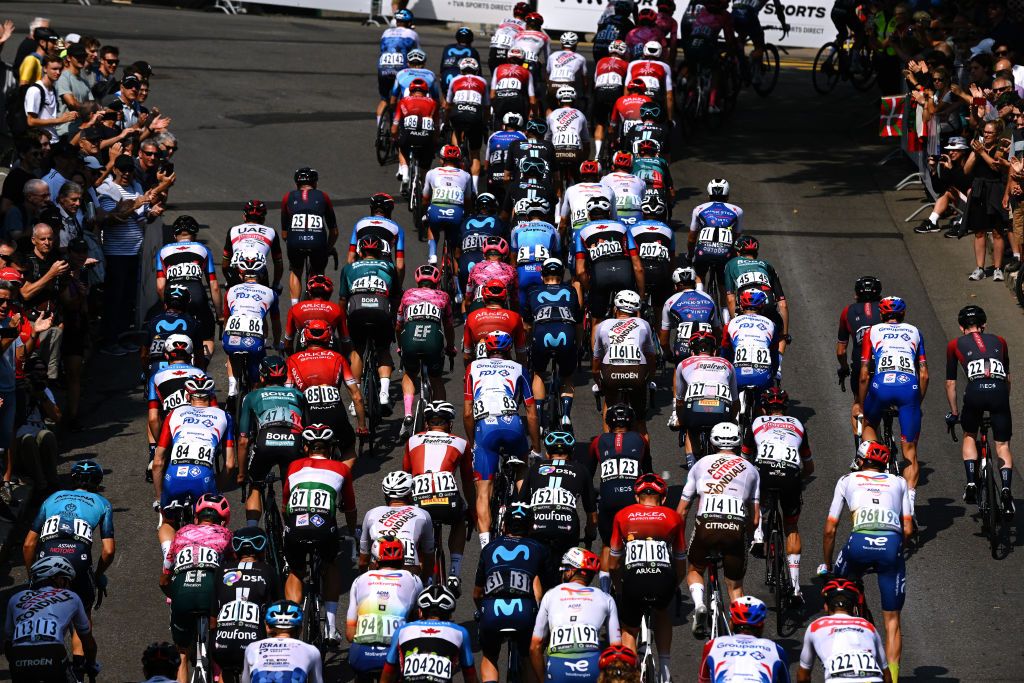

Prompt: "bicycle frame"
[431,520,447,586]
[253,473,286,579]
[880,407,903,476]
[501,629,522,683]
[705,554,732,640]
[975,416,1004,559]
[761,488,790,631]
[360,337,381,456]
[190,614,212,683]
[638,605,657,683]
[302,547,327,656]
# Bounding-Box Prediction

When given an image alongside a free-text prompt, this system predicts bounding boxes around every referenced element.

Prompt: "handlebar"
[837,367,850,392]
[946,413,959,442]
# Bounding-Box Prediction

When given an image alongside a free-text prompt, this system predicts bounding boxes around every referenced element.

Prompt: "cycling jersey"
[397,287,454,328]
[837,301,881,373]
[158,405,233,509]
[662,289,719,359]
[465,260,518,308]
[506,138,557,184]
[384,620,475,683]
[148,362,206,414]
[425,166,475,239]
[947,331,1012,441]
[828,471,910,612]
[463,306,527,358]
[284,299,345,348]
[630,220,675,278]
[490,63,534,122]
[685,8,735,62]
[224,223,281,267]
[285,348,357,443]
[674,355,738,407]
[546,107,591,164]
[593,16,634,61]
[512,30,551,69]
[723,255,785,304]
[601,172,647,223]
[575,219,638,319]
[490,17,525,51]
[699,634,790,683]
[212,560,279,672]
[280,188,337,251]
[560,182,618,233]
[283,456,355,533]
[503,178,558,223]
[347,569,422,673]
[350,216,406,261]
[360,505,435,569]
[524,283,581,377]
[394,96,439,161]
[860,322,926,442]
[465,357,534,480]
[594,316,656,366]
[403,430,472,522]
[631,156,673,191]
[165,523,234,646]
[610,93,652,138]
[237,385,304,433]
[723,312,780,389]
[533,583,620,682]
[511,220,559,307]
[476,535,547,651]
[587,431,652,543]
[390,67,443,101]
[339,257,398,352]
[609,503,686,625]
[398,288,454,377]
[519,457,596,543]
[594,55,629,93]
[223,282,276,361]
[241,637,323,683]
[624,59,673,99]
[691,201,743,262]
[378,26,420,76]
[4,586,90,665]
[447,74,490,123]
[484,130,527,197]
[157,241,216,304]
[625,25,666,59]
[439,43,480,89]
[144,311,202,373]
[799,614,887,683]
[546,50,587,88]
[747,414,810,522]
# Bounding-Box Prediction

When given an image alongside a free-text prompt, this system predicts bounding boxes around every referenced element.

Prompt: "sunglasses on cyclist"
[232,535,268,553]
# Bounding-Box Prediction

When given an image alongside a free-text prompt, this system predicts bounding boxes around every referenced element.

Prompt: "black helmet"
[259,356,288,383]
[456,27,474,43]
[639,101,663,121]
[605,402,635,429]
[164,285,191,309]
[71,460,103,488]
[370,192,395,215]
[504,503,532,535]
[172,215,200,236]
[854,275,882,301]
[476,192,498,213]
[231,526,269,556]
[294,167,319,185]
[958,304,987,328]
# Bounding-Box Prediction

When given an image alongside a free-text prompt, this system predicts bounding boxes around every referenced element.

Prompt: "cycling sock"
[599,571,611,593]
[228,376,238,397]
[1001,467,1013,490]
[595,139,603,158]
[471,175,479,192]
[752,520,763,543]
[965,459,976,482]
[450,553,463,578]
[927,212,940,225]
[560,395,573,419]
[246,518,259,528]
[428,239,438,260]
[788,553,801,591]
[479,531,491,549]
[908,487,916,510]
[399,164,408,181]
[148,443,156,463]
[659,655,671,680]
[380,377,391,398]
[325,602,338,632]
[160,540,172,564]
[889,661,899,681]
[688,582,704,609]
[290,298,299,306]
[404,394,414,416]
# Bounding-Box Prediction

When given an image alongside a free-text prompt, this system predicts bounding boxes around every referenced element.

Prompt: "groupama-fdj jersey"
[465,357,534,479]
[699,634,790,683]
[158,405,234,509]
[723,312,780,390]
[860,321,926,442]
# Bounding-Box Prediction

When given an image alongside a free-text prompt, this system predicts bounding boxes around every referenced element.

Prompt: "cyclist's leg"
[285,245,308,305]
[781,480,804,595]
[859,375,887,443]
[874,537,906,679]
[370,309,396,408]
[376,73,395,122]
[894,384,922,492]
[721,529,748,602]
[472,424,500,540]
[320,539,343,636]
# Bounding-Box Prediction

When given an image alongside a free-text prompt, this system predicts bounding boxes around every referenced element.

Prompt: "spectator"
[59,238,95,431]
[20,224,66,382]
[41,142,77,201]
[0,137,43,217]
[13,17,49,70]
[55,182,84,249]
[965,120,1010,281]
[154,131,178,159]
[79,36,100,87]
[3,179,52,242]
[993,57,1023,97]
[25,55,78,144]
[923,66,964,141]
[106,74,142,129]
[992,44,1024,87]
[916,136,971,233]
[984,0,1023,55]
[135,139,161,191]
[0,280,24,491]
[13,356,59,497]
[55,43,94,137]
[90,45,120,101]
[0,19,15,61]
[1003,106,1024,271]
[16,25,55,86]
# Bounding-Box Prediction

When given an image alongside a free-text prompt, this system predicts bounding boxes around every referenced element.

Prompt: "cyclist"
[798,579,890,683]
[377,9,420,124]
[591,40,630,160]
[724,234,790,351]
[23,460,113,663]
[625,41,673,121]
[347,536,423,681]
[160,493,233,683]
[626,9,667,59]
[513,12,551,94]
[360,472,435,580]
[722,289,782,402]
[520,431,597,590]
[830,0,866,64]
[141,286,202,378]
[546,33,589,114]
[574,196,645,333]
[946,304,1014,512]
[3,557,97,683]
[511,200,560,309]
[501,157,558,226]
[677,422,760,637]
[222,254,282,402]
[490,48,536,132]
[744,387,813,608]
[608,473,686,683]
[858,296,927,512]
[656,0,680,64]
[393,78,440,200]
[530,548,620,683]
[631,141,675,208]
[440,27,480,91]
[820,441,911,682]
[279,167,338,306]
[488,1,529,71]
[732,0,789,85]
[397,266,457,431]
[698,597,789,682]
[211,527,281,678]
[222,200,284,293]
[402,401,474,579]
[381,584,477,683]
[141,642,181,683]
[523,257,581,430]
[482,113,526,205]
[629,193,676,315]
[241,600,322,683]
[671,330,738,465]
[156,215,219,363]
[593,2,635,62]
[623,101,671,159]
[474,503,546,683]
[349,194,407,278]
[338,237,399,416]
[286,319,367,469]
[609,79,652,151]
[146,333,206,482]
[237,356,304,523]
[660,266,718,363]
[836,275,883,433]
[282,424,358,645]
[389,48,442,105]
[601,152,646,228]
[560,160,618,237]
[465,237,519,315]
[456,194,508,306]
[465,330,541,548]
[680,0,738,115]
[284,275,344,354]
[424,145,475,266]
[462,279,527,363]
[593,290,657,435]
[546,86,591,187]
[446,58,490,188]
[506,119,556,186]
[690,179,742,312]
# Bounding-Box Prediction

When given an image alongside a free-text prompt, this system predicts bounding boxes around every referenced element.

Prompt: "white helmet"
[613,289,641,315]
[502,111,524,128]
[561,31,579,48]
[707,178,730,197]
[672,267,697,285]
[710,422,742,450]
[163,333,194,358]
[608,40,628,57]
[407,48,426,63]
[381,471,413,498]
[556,85,576,103]
[458,57,479,73]
[30,556,76,586]
[643,40,663,58]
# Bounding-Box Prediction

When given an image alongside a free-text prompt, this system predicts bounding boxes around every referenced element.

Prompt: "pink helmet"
[194,493,231,525]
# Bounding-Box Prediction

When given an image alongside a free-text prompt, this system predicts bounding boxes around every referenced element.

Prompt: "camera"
[25,308,42,322]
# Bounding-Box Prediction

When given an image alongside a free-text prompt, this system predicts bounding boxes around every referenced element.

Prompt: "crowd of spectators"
[0,15,178,502]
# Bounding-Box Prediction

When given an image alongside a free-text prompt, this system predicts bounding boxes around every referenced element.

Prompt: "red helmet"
[738,288,768,310]
[627,78,647,93]
[638,139,659,156]
[821,577,863,602]
[372,536,406,564]
[481,279,508,301]
[306,274,334,297]
[634,473,667,497]
[761,386,789,409]
[302,319,332,346]
[689,329,718,354]
[612,151,633,169]
[243,199,267,220]
[525,11,543,25]
[599,645,638,671]
[514,1,530,17]
[638,7,657,23]
[878,296,907,319]
[441,145,462,161]
[414,264,441,285]
[859,441,891,468]
[560,547,600,573]
[579,159,601,176]
[409,78,429,94]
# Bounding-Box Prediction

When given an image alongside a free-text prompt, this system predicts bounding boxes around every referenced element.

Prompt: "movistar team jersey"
[338,258,398,299]
[440,43,481,88]
[459,215,507,258]
[524,284,581,325]
[33,490,115,554]
[238,386,305,435]
[476,536,547,601]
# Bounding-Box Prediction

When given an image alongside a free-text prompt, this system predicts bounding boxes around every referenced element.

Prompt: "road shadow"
[903,666,960,681]
[913,497,963,549]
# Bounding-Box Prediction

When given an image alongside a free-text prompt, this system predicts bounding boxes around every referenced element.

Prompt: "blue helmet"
[265,600,303,628]
[394,9,414,22]
[729,596,767,627]
[544,431,576,455]
[738,288,769,310]
[484,330,513,353]
[71,460,103,488]
[879,296,906,319]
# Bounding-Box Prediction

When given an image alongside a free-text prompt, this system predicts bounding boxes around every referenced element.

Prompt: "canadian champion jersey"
[491,63,535,98]
[379,26,419,75]
[424,166,474,207]
[827,471,911,534]
[403,430,473,507]
[860,322,925,379]
[347,570,423,647]
[799,614,887,683]
[164,523,233,574]
[545,107,590,149]
[609,504,686,574]
[560,182,618,231]
[386,619,475,682]
[723,313,778,374]
[464,358,534,419]
[463,307,527,355]
[574,220,637,266]
[158,405,234,469]
[157,241,216,288]
[837,301,882,364]
[491,17,525,49]
[511,221,559,266]
[594,56,629,91]
[594,316,657,365]
[674,355,738,404]
[532,583,621,654]
[148,362,206,412]
[747,415,812,469]
[681,453,760,522]
[350,216,406,258]
[283,457,355,528]
[446,74,489,113]
[588,431,652,510]
[397,288,453,327]
[946,331,1009,384]
[242,637,323,683]
[223,223,280,263]
[699,634,789,683]
[625,59,673,95]
[4,587,90,646]
[630,221,675,262]
[546,50,587,84]
[360,505,434,567]
[601,172,646,214]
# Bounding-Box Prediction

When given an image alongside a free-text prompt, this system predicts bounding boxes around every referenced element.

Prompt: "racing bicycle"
[878,406,903,477]
[811,36,877,94]
[499,628,523,683]
[359,336,384,456]
[759,486,800,635]
[956,415,1009,559]
[300,541,329,657]
[636,602,659,683]
[376,104,397,166]
[250,471,286,579]
[189,609,213,683]
[695,550,732,640]
[490,448,526,534]
[739,27,786,97]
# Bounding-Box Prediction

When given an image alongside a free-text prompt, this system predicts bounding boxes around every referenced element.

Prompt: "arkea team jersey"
[464,358,535,419]
[826,471,911,534]
[237,386,304,435]
[285,349,357,417]
[681,453,760,522]
[347,570,422,646]
[946,332,1010,384]
[546,50,588,85]
[532,583,621,655]
[359,505,435,568]
[241,637,323,683]
[463,307,527,355]
[350,216,406,259]
[395,95,439,141]
[674,355,738,404]
[223,223,281,265]
[799,615,887,683]
[837,301,882,366]
[594,316,657,365]
[284,300,345,344]
[574,220,637,267]
[545,107,590,151]
[560,182,618,231]
[611,93,652,136]
[385,620,475,683]
[4,587,90,646]
[378,26,420,76]
[625,59,673,97]
[601,172,647,216]
[163,523,233,574]
[699,634,790,683]
[158,405,234,464]
[860,322,926,380]
[283,457,356,530]
[609,504,687,577]
[403,430,473,506]
[424,166,474,208]
[148,362,206,412]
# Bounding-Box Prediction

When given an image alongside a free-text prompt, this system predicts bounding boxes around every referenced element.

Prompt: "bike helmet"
[30,556,76,586]
[514,1,530,17]
[357,236,385,258]
[455,27,474,43]
[821,577,863,609]
[483,236,510,257]
[70,460,103,488]
[504,503,532,535]
[503,111,524,128]
[414,264,441,285]
[878,296,906,320]
[525,118,548,137]
[958,304,986,328]
[481,279,509,302]
[730,596,767,627]
[608,40,629,57]
[859,441,890,468]
[424,400,457,422]
[688,329,718,355]
[587,195,612,217]
[195,493,231,525]
[184,374,216,398]
[733,235,759,256]
[236,251,267,275]
[613,289,642,315]
[476,193,498,213]
[707,178,730,197]
[525,12,544,27]
[163,333,193,360]
[556,85,577,103]
[634,472,667,497]
[524,198,549,216]
[507,46,526,62]
[441,144,462,162]
[258,356,288,383]
[614,0,632,15]
[417,584,458,615]
[294,167,319,185]
[854,275,882,301]
[638,8,658,24]
[520,157,549,177]
[484,330,514,353]
[306,274,334,297]
[243,200,267,221]
[372,534,406,564]
[171,215,199,236]
[642,39,663,58]
[612,151,633,169]
[637,139,660,156]
[626,78,647,93]
[302,319,332,346]
[142,642,181,671]
[640,101,663,121]
[232,526,269,555]
[370,192,396,216]
[761,386,789,410]
[544,430,576,455]
[164,285,191,309]
[541,257,565,276]
[599,645,638,671]
[561,32,579,48]
[382,471,414,498]
[710,422,742,449]
[560,547,600,573]
[738,288,768,311]
[641,192,666,217]
[265,600,303,628]
[458,57,479,73]
[673,267,697,285]
[579,159,601,177]
[407,48,426,64]
[394,9,414,23]
[605,402,635,429]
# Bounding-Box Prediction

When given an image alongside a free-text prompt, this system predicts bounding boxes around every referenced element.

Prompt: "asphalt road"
[3,3,1024,682]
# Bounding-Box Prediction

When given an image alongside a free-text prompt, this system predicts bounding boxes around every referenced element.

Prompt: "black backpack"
[4,82,45,138]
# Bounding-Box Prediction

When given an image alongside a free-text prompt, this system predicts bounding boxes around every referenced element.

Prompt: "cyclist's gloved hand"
[667,412,680,430]
[356,426,370,437]
[152,500,162,513]
[528,449,543,464]
[815,563,830,577]
[95,574,108,589]
[945,412,959,427]
[427,254,438,265]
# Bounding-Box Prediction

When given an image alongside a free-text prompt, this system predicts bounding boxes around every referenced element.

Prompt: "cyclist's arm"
[463,373,476,451]
[918,355,929,398]
[340,474,358,534]
[279,193,291,238]
[822,481,846,571]
[152,415,173,500]
[22,528,39,571]
[836,306,851,372]
[857,331,873,408]
[607,513,624,590]
[529,596,551,682]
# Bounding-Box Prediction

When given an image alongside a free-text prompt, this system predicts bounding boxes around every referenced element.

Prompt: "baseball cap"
[35,27,58,42]
[67,237,89,253]
[81,155,103,170]
[121,74,142,89]
[131,60,155,78]
[0,267,25,286]
[944,136,970,150]
[970,38,995,58]
[64,33,81,44]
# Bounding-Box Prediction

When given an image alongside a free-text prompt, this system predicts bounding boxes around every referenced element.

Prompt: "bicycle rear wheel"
[753,44,780,96]
[375,109,393,166]
[768,512,788,631]
[983,439,1001,558]
[850,48,877,91]
[812,42,841,94]
[361,342,381,456]
[639,612,657,683]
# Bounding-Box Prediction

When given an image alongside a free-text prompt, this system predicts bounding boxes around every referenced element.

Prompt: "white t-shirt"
[24,81,58,142]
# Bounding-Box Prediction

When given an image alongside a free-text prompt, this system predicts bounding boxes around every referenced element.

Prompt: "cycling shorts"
[347,296,395,353]
[473,415,529,480]
[478,597,535,655]
[450,112,486,149]
[400,134,436,169]
[863,374,922,442]
[759,474,803,524]
[961,380,1012,442]
[212,638,249,674]
[378,73,397,100]
[7,643,70,683]
[516,265,543,310]
[458,253,483,297]
[546,651,601,683]
[170,569,217,647]
[530,323,578,378]
[617,210,641,227]
[588,262,635,318]
[642,261,674,302]
[427,205,466,243]
[597,502,630,546]
[349,643,389,674]
[618,569,677,627]
[283,528,340,574]
[734,362,774,390]
[307,404,357,456]
[835,531,906,612]
[187,298,216,341]
[600,364,649,417]
[731,6,764,43]
[590,89,621,127]
[416,494,466,526]
[400,321,446,377]
[688,516,747,581]
[39,541,95,611]
[286,245,330,275]
[247,424,300,483]
[491,96,528,129]
[684,39,718,67]
[161,465,217,510]
[553,147,585,173]
[681,400,732,431]
[222,334,265,383]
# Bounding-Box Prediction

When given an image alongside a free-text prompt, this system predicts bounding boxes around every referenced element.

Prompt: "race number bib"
[413,471,459,500]
[624,538,671,568]
[473,394,518,419]
[549,624,599,653]
[217,599,261,626]
[734,343,771,368]
[406,302,443,322]
[170,441,216,468]
[550,66,575,82]
[432,186,464,204]
[225,314,264,337]
[876,351,914,374]
[676,321,712,342]
[595,72,623,88]
[175,545,221,571]
[756,442,800,468]
[517,245,549,265]
[638,242,669,261]
[552,131,581,148]
[290,213,324,231]
[162,389,188,412]
[13,618,59,643]
[966,358,1007,381]
[492,32,515,48]
[698,226,733,245]
[288,486,333,513]
[304,385,341,405]
[638,75,661,91]
[351,275,389,294]
[615,193,641,212]
[684,382,731,402]
[735,271,769,288]
[403,652,452,679]
[453,89,482,105]
[496,77,522,91]
[600,457,639,482]
[608,343,644,364]
[484,568,531,595]
[852,506,901,533]
[587,240,623,260]
[379,52,405,67]
[403,114,434,131]
[165,262,203,280]
[530,486,576,508]
[355,614,401,644]
[827,651,883,679]
[698,494,745,519]
[40,515,93,544]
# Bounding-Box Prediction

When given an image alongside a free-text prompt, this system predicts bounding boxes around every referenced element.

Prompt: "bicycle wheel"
[769,512,788,630]
[639,613,657,683]
[507,636,522,683]
[361,342,381,455]
[983,439,1001,558]
[812,42,841,94]
[850,48,878,91]
[375,109,392,166]
[753,44,780,96]
[191,618,211,683]
[264,493,286,579]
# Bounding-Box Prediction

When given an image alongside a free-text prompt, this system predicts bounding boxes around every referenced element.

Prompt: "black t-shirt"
[24,251,63,317]
[517,457,596,541]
